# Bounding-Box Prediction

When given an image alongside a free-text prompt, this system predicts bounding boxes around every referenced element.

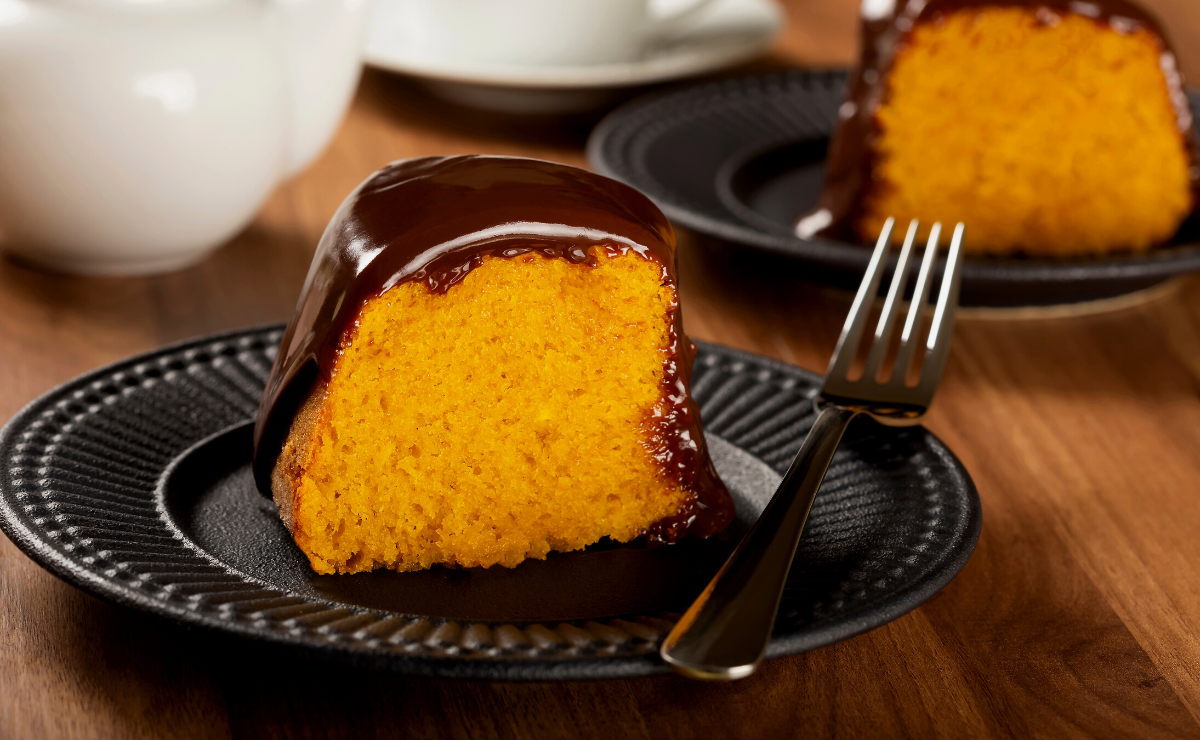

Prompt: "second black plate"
[587,70,1200,307]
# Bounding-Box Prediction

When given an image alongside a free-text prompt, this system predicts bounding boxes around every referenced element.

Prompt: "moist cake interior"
[274,250,693,575]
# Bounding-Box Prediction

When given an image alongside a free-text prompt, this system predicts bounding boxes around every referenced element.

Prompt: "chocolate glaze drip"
[797,0,1200,243]
[252,155,733,543]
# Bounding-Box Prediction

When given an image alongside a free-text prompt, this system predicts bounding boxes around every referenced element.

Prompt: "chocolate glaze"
[797,0,1200,243]
[252,155,733,543]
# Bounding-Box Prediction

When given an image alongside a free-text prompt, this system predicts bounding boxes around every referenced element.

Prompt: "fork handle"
[660,403,858,680]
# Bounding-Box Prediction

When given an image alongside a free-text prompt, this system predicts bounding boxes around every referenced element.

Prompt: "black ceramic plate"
[0,326,980,680]
[587,70,1200,307]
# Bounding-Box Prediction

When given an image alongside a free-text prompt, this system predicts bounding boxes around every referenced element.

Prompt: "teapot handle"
[273,0,376,176]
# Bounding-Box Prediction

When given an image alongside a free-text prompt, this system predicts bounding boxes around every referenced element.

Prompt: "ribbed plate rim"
[0,325,981,680]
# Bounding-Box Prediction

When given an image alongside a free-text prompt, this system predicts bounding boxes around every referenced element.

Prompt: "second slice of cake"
[799,0,1198,256]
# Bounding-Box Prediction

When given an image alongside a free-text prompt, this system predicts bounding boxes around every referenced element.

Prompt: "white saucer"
[364,0,783,113]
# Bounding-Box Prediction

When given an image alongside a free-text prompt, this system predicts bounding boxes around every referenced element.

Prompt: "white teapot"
[0,0,373,275]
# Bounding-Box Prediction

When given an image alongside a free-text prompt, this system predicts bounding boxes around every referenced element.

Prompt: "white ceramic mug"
[400,0,718,67]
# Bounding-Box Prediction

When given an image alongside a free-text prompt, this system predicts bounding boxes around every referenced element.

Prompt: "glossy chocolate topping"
[253,155,733,542]
[797,0,1200,242]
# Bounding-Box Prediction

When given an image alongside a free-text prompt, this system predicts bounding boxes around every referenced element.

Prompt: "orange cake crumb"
[857,7,1192,255]
[273,250,692,575]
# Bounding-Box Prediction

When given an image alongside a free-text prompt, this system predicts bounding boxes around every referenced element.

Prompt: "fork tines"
[826,217,965,400]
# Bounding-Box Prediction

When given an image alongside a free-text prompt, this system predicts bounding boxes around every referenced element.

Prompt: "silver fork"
[660,217,966,680]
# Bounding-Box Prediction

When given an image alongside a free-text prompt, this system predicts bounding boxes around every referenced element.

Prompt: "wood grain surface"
[3,1,1200,738]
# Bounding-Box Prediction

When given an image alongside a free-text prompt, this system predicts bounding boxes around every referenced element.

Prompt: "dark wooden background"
[3,0,1200,737]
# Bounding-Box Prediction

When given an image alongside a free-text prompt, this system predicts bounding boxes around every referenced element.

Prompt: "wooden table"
[4,1,1200,737]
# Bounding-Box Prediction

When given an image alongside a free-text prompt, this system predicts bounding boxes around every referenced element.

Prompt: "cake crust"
[270,380,326,536]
